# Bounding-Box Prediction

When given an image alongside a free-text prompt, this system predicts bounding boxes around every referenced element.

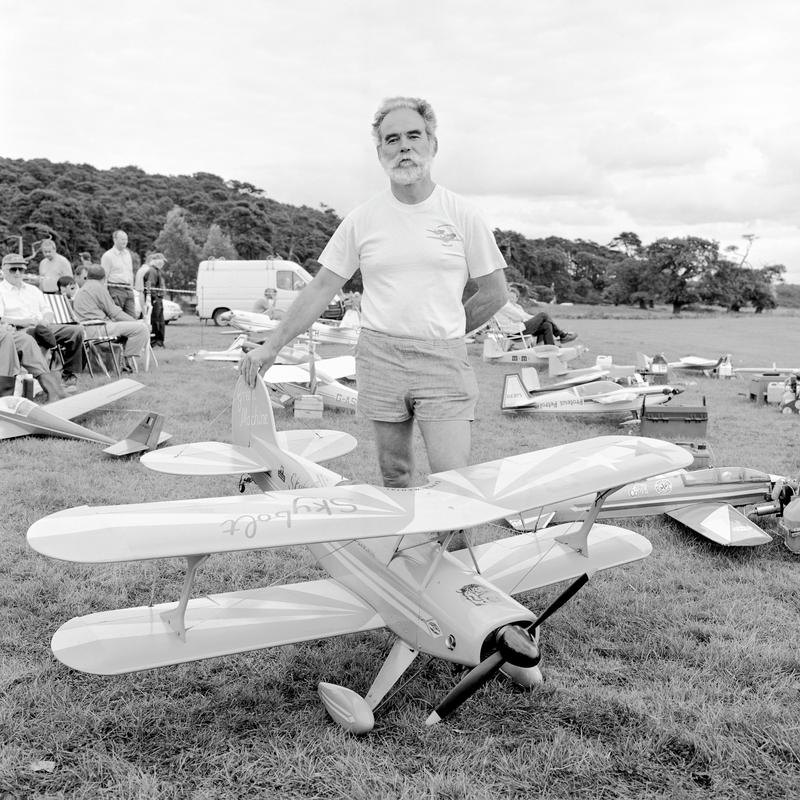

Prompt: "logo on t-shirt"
[426,225,461,247]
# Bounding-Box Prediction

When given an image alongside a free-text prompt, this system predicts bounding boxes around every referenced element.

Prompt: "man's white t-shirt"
[319,186,506,339]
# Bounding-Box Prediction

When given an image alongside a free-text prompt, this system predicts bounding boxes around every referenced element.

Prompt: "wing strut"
[554,488,616,556]
[161,553,210,641]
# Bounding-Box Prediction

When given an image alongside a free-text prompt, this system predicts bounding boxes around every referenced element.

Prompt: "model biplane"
[28,378,693,732]
[506,467,799,548]
[502,372,682,416]
[0,378,171,455]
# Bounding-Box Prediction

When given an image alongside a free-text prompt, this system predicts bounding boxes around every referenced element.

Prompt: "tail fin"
[519,367,541,393]
[548,354,569,377]
[501,374,533,410]
[103,412,170,457]
[232,375,279,448]
[636,352,652,371]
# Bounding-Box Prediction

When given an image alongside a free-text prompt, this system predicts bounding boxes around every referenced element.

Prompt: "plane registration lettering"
[222,498,357,538]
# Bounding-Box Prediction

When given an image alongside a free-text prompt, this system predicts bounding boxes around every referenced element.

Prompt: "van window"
[276,270,307,291]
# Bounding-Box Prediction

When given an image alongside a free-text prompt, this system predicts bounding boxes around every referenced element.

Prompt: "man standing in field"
[241,96,508,487]
[38,239,74,294]
[100,230,137,317]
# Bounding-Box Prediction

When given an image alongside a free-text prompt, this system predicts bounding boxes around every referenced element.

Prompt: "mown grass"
[1,309,798,799]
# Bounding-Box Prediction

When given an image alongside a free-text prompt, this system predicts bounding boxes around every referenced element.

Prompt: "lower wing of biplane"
[27,378,694,732]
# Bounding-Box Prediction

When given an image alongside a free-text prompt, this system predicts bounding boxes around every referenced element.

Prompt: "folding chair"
[488,317,534,351]
[44,294,124,378]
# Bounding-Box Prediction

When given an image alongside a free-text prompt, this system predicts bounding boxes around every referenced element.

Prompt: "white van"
[195,259,344,325]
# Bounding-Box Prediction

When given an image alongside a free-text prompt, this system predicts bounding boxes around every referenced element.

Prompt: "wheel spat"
[425,573,590,725]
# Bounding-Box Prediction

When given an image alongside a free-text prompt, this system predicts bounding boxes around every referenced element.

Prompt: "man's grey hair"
[86,265,106,281]
[371,97,437,145]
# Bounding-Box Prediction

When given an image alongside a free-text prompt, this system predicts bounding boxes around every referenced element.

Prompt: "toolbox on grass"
[640,397,708,440]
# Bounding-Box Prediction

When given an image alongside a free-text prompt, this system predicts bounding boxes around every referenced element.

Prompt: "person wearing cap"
[72,264,149,371]
[142,252,168,347]
[38,239,74,293]
[100,230,137,317]
[0,253,83,392]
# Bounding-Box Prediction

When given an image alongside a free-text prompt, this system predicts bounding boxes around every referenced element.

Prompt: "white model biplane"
[507,467,799,548]
[502,373,682,416]
[28,377,693,733]
[0,378,171,455]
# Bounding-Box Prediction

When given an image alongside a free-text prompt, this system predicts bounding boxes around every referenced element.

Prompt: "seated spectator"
[38,239,74,293]
[74,265,89,288]
[252,288,285,319]
[57,275,78,301]
[0,325,68,400]
[0,253,84,389]
[72,265,149,372]
[493,287,577,346]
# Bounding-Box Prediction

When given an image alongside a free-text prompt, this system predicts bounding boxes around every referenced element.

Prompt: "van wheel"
[212,308,231,326]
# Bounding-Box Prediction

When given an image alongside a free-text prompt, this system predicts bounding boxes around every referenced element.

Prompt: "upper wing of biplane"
[28,436,692,563]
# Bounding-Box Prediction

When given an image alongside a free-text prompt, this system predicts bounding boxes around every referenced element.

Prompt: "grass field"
[1,309,798,799]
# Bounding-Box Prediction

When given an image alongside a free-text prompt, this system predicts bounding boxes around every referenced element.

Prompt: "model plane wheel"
[318,682,375,734]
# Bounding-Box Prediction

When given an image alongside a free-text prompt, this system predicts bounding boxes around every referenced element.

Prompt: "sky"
[2,0,799,282]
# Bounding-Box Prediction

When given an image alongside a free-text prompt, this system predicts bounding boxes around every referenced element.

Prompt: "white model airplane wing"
[666,503,772,546]
[314,356,356,381]
[142,430,357,474]
[51,578,385,675]
[451,522,652,595]
[263,364,313,384]
[28,435,691,563]
[40,378,144,420]
[593,391,639,405]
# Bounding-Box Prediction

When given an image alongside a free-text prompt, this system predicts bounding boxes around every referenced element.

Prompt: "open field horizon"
[1,313,798,799]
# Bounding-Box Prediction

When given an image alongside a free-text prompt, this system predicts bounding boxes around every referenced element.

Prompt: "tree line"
[0,156,788,312]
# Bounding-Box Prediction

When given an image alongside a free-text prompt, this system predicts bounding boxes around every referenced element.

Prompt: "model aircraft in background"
[28,377,693,733]
[188,334,312,366]
[733,364,800,376]
[506,467,799,549]
[220,310,358,347]
[637,353,733,378]
[501,373,682,416]
[547,354,638,381]
[483,335,588,366]
[0,378,171,455]
[265,355,358,412]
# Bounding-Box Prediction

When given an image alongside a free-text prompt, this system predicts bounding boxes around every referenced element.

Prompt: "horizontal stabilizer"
[0,397,116,444]
[142,441,268,475]
[104,413,171,456]
[29,435,692,563]
[666,502,772,546]
[51,579,384,674]
[451,523,652,595]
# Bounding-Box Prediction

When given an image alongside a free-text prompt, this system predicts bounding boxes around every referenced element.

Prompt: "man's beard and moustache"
[382,151,433,185]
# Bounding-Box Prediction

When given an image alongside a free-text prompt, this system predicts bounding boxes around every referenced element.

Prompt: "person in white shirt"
[0,253,83,389]
[38,239,74,293]
[100,230,137,317]
[493,287,577,345]
[240,96,508,488]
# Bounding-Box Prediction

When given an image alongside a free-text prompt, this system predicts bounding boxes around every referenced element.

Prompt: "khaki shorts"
[355,328,478,422]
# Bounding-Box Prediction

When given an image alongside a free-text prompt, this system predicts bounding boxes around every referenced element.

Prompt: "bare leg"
[417,419,471,473]
[373,419,415,488]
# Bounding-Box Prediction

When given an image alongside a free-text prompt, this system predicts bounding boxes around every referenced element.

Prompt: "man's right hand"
[239,345,277,387]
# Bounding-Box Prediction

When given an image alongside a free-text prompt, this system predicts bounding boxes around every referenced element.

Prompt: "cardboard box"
[640,399,708,440]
